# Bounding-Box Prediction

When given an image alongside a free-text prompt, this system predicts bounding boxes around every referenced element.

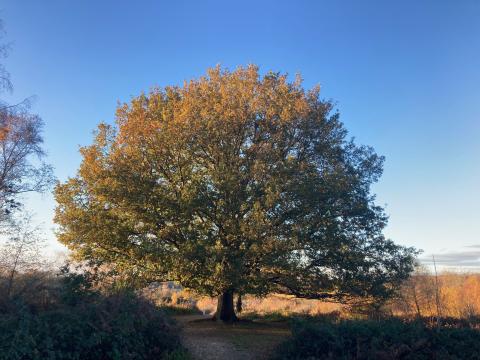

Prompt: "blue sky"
[2,0,479,266]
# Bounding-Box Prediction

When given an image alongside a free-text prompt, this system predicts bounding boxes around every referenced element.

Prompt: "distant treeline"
[390,271,480,319]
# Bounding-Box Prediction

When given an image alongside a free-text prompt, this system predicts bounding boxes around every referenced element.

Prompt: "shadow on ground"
[175,315,291,360]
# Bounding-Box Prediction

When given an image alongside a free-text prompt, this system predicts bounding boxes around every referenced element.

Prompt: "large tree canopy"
[55,66,417,321]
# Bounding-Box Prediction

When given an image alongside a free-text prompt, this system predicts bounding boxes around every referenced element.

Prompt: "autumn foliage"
[392,271,480,319]
[54,65,417,321]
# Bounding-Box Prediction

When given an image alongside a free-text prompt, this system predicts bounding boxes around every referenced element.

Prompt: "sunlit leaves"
[54,65,417,302]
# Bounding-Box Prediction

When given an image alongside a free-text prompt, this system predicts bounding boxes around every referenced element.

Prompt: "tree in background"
[55,65,417,322]
[0,19,54,302]
[0,108,54,225]
[0,20,54,227]
[0,214,48,299]
[0,26,11,96]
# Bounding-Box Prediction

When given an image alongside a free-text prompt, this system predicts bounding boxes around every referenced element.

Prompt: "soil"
[175,315,291,360]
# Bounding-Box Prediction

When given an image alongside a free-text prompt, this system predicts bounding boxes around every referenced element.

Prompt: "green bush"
[0,272,184,360]
[273,317,480,360]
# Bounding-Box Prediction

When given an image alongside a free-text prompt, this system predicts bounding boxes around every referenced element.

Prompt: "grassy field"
[147,271,480,320]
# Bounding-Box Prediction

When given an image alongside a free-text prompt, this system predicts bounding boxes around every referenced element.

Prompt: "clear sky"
[1,0,479,267]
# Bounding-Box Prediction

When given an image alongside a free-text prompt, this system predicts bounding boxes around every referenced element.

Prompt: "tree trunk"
[236,293,242,314]
[213,290,238,322]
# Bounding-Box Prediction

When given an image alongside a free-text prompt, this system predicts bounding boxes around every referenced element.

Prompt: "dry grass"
[145,272,480,320]
[237,294,341,317]
[144,284,342,317]
[390,271,480,318]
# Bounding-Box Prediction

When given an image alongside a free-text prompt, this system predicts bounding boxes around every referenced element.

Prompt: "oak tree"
[55,66,417,321]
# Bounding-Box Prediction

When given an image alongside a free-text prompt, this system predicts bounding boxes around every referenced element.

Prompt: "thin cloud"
[463,245,480,249]
[420,246,480,268]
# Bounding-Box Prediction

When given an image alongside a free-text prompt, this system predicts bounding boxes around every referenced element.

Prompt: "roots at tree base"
[212,290,238,322]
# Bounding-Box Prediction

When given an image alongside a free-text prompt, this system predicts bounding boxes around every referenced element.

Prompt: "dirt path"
[175,315,291,360]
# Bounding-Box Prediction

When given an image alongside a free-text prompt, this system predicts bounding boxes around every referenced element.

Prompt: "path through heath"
[175,315,291,360]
